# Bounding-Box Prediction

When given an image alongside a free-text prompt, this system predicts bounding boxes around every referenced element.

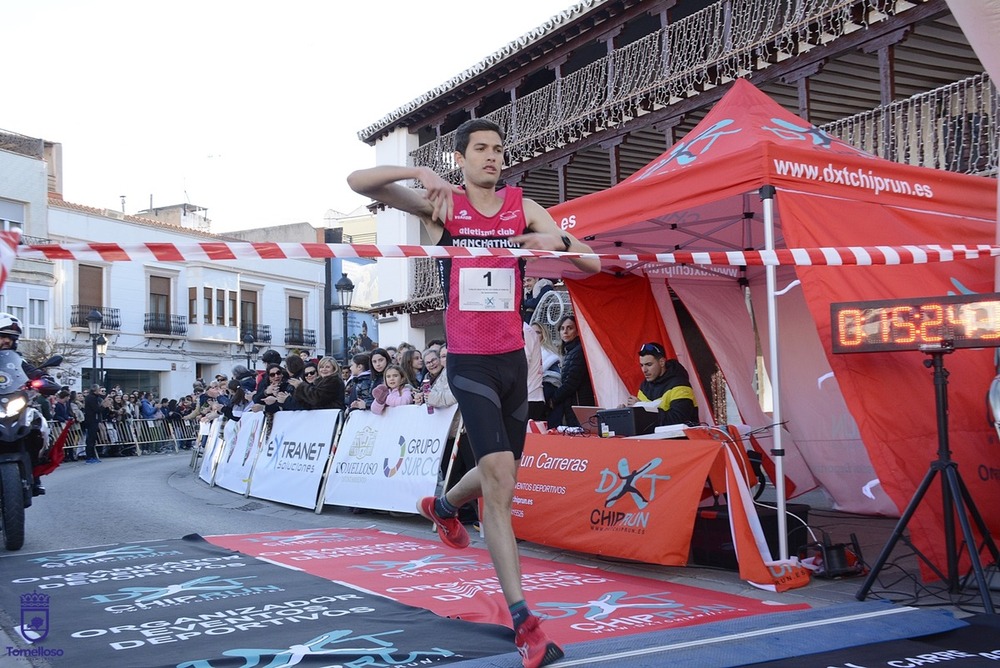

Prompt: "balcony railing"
[19,234,52,245]
[372,258,445,316]
[285,327,317,348]
[70,305,122,332]
[0,129,44,159]
[144,313,188,337]
[240,324,272,345]
[822,72,998,177]
[409,0,897,177]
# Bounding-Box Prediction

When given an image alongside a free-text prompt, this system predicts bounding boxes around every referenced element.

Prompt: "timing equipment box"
[690,503,811,571]
[596,407,659,437]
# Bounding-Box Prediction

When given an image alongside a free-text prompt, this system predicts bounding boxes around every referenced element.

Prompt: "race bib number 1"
[458,267,516,311]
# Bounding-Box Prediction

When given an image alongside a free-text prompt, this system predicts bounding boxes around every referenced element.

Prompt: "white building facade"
[46,201,326,399]
[4,126,328,399]
[0,130,57,343]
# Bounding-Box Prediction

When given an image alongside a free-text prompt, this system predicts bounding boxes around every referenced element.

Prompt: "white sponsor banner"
[197,418,224,483]
[248,409,341,509]
[213,411,267,494]
[324,404,458,512]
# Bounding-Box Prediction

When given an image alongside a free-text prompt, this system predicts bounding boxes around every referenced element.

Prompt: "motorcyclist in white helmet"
[0,312,22,351]
[0,312,47,494]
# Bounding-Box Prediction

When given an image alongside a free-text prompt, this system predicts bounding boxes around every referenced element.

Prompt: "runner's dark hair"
[454,119,505,155]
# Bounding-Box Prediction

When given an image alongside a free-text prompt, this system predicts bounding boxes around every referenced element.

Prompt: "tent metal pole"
[760,184,789,561]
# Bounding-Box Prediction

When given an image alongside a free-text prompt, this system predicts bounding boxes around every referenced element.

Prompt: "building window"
[216,291,225,326]
[240,289,257,331]
[288,295,304,335]
[150,276,170,317]
[0,198,25,236]
[28,298,46,340]
[228,291,237,327]
[8,306,25,327]
[78,265,103,308]
[188,287,197,324]
[203,287,213,325]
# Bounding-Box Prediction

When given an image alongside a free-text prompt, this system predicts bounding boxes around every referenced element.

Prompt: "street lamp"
[241,333,258,369]
[96,335,108,386]
[335,273,355,365]
[87,309,104,387]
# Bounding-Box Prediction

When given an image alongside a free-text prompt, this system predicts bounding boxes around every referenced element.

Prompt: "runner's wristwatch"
[561,235,572,251]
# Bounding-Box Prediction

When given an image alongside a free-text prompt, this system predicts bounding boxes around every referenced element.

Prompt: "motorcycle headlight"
[0,396,27,418]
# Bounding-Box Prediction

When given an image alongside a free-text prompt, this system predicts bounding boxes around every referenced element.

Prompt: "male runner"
[348,118,598,668]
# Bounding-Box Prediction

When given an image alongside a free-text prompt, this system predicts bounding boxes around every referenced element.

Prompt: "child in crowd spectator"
[345,353,374,412]
[371,364,414,415]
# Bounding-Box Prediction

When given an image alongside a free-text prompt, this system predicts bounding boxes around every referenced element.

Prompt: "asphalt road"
[1,451,981,667]
[9,451,355,556]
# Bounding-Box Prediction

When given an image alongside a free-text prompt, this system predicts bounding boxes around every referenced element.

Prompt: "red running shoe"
[416,496,469,549]
[515,615,564,668]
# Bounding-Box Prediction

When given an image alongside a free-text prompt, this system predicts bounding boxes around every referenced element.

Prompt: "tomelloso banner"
[323,405,459,513]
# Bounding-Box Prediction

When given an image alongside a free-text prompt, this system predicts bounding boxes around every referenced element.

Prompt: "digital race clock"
[830,293,1000,353]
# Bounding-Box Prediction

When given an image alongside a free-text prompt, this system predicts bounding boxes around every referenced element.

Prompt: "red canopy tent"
[547,79,998,570]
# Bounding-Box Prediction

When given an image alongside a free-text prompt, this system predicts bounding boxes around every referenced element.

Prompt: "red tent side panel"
[780,190,1000,577]
[565,272,676,400]
[748,270,897,515]
[670,277,817,497]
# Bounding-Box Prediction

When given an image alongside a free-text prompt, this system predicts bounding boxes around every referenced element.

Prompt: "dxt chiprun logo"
[82,576,282,614]
[590,457,670,534]
[179,629,457,667]
[6,591,66,660]
[28,544,182,568]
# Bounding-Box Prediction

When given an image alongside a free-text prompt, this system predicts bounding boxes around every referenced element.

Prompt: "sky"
[6,0,578,233]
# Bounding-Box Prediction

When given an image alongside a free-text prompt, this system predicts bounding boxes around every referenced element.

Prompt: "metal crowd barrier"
[48,417,201,458]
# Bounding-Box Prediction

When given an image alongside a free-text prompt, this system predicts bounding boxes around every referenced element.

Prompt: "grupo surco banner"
[324,405,459,513]
[247,409,340,509]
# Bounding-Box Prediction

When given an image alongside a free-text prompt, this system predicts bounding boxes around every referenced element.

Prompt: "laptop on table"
[571,406,602,432]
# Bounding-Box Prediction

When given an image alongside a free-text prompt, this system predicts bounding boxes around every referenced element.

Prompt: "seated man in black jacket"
[626,342,699,426]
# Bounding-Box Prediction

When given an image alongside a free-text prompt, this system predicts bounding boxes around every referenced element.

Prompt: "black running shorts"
[446,349,529,461]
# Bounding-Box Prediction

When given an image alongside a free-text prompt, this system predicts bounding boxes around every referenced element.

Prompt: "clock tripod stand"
[856,342,998,612]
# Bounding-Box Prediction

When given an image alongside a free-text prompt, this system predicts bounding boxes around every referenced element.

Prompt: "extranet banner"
[248,409,340,509]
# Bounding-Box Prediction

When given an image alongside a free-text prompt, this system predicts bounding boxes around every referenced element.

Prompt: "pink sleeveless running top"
[438,187,527,355]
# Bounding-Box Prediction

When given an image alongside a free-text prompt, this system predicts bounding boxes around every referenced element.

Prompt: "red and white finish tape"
[11,240,1000,266]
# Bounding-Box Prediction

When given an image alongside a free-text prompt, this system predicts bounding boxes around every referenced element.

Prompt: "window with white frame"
[8,305,25,328]
[0,198,25,236]
[28,298,46,340]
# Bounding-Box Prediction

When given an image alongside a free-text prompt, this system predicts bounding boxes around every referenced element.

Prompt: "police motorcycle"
[0,313,62,551]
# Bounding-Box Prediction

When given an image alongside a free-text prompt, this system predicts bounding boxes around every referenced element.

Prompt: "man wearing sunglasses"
[627,342,699,427]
